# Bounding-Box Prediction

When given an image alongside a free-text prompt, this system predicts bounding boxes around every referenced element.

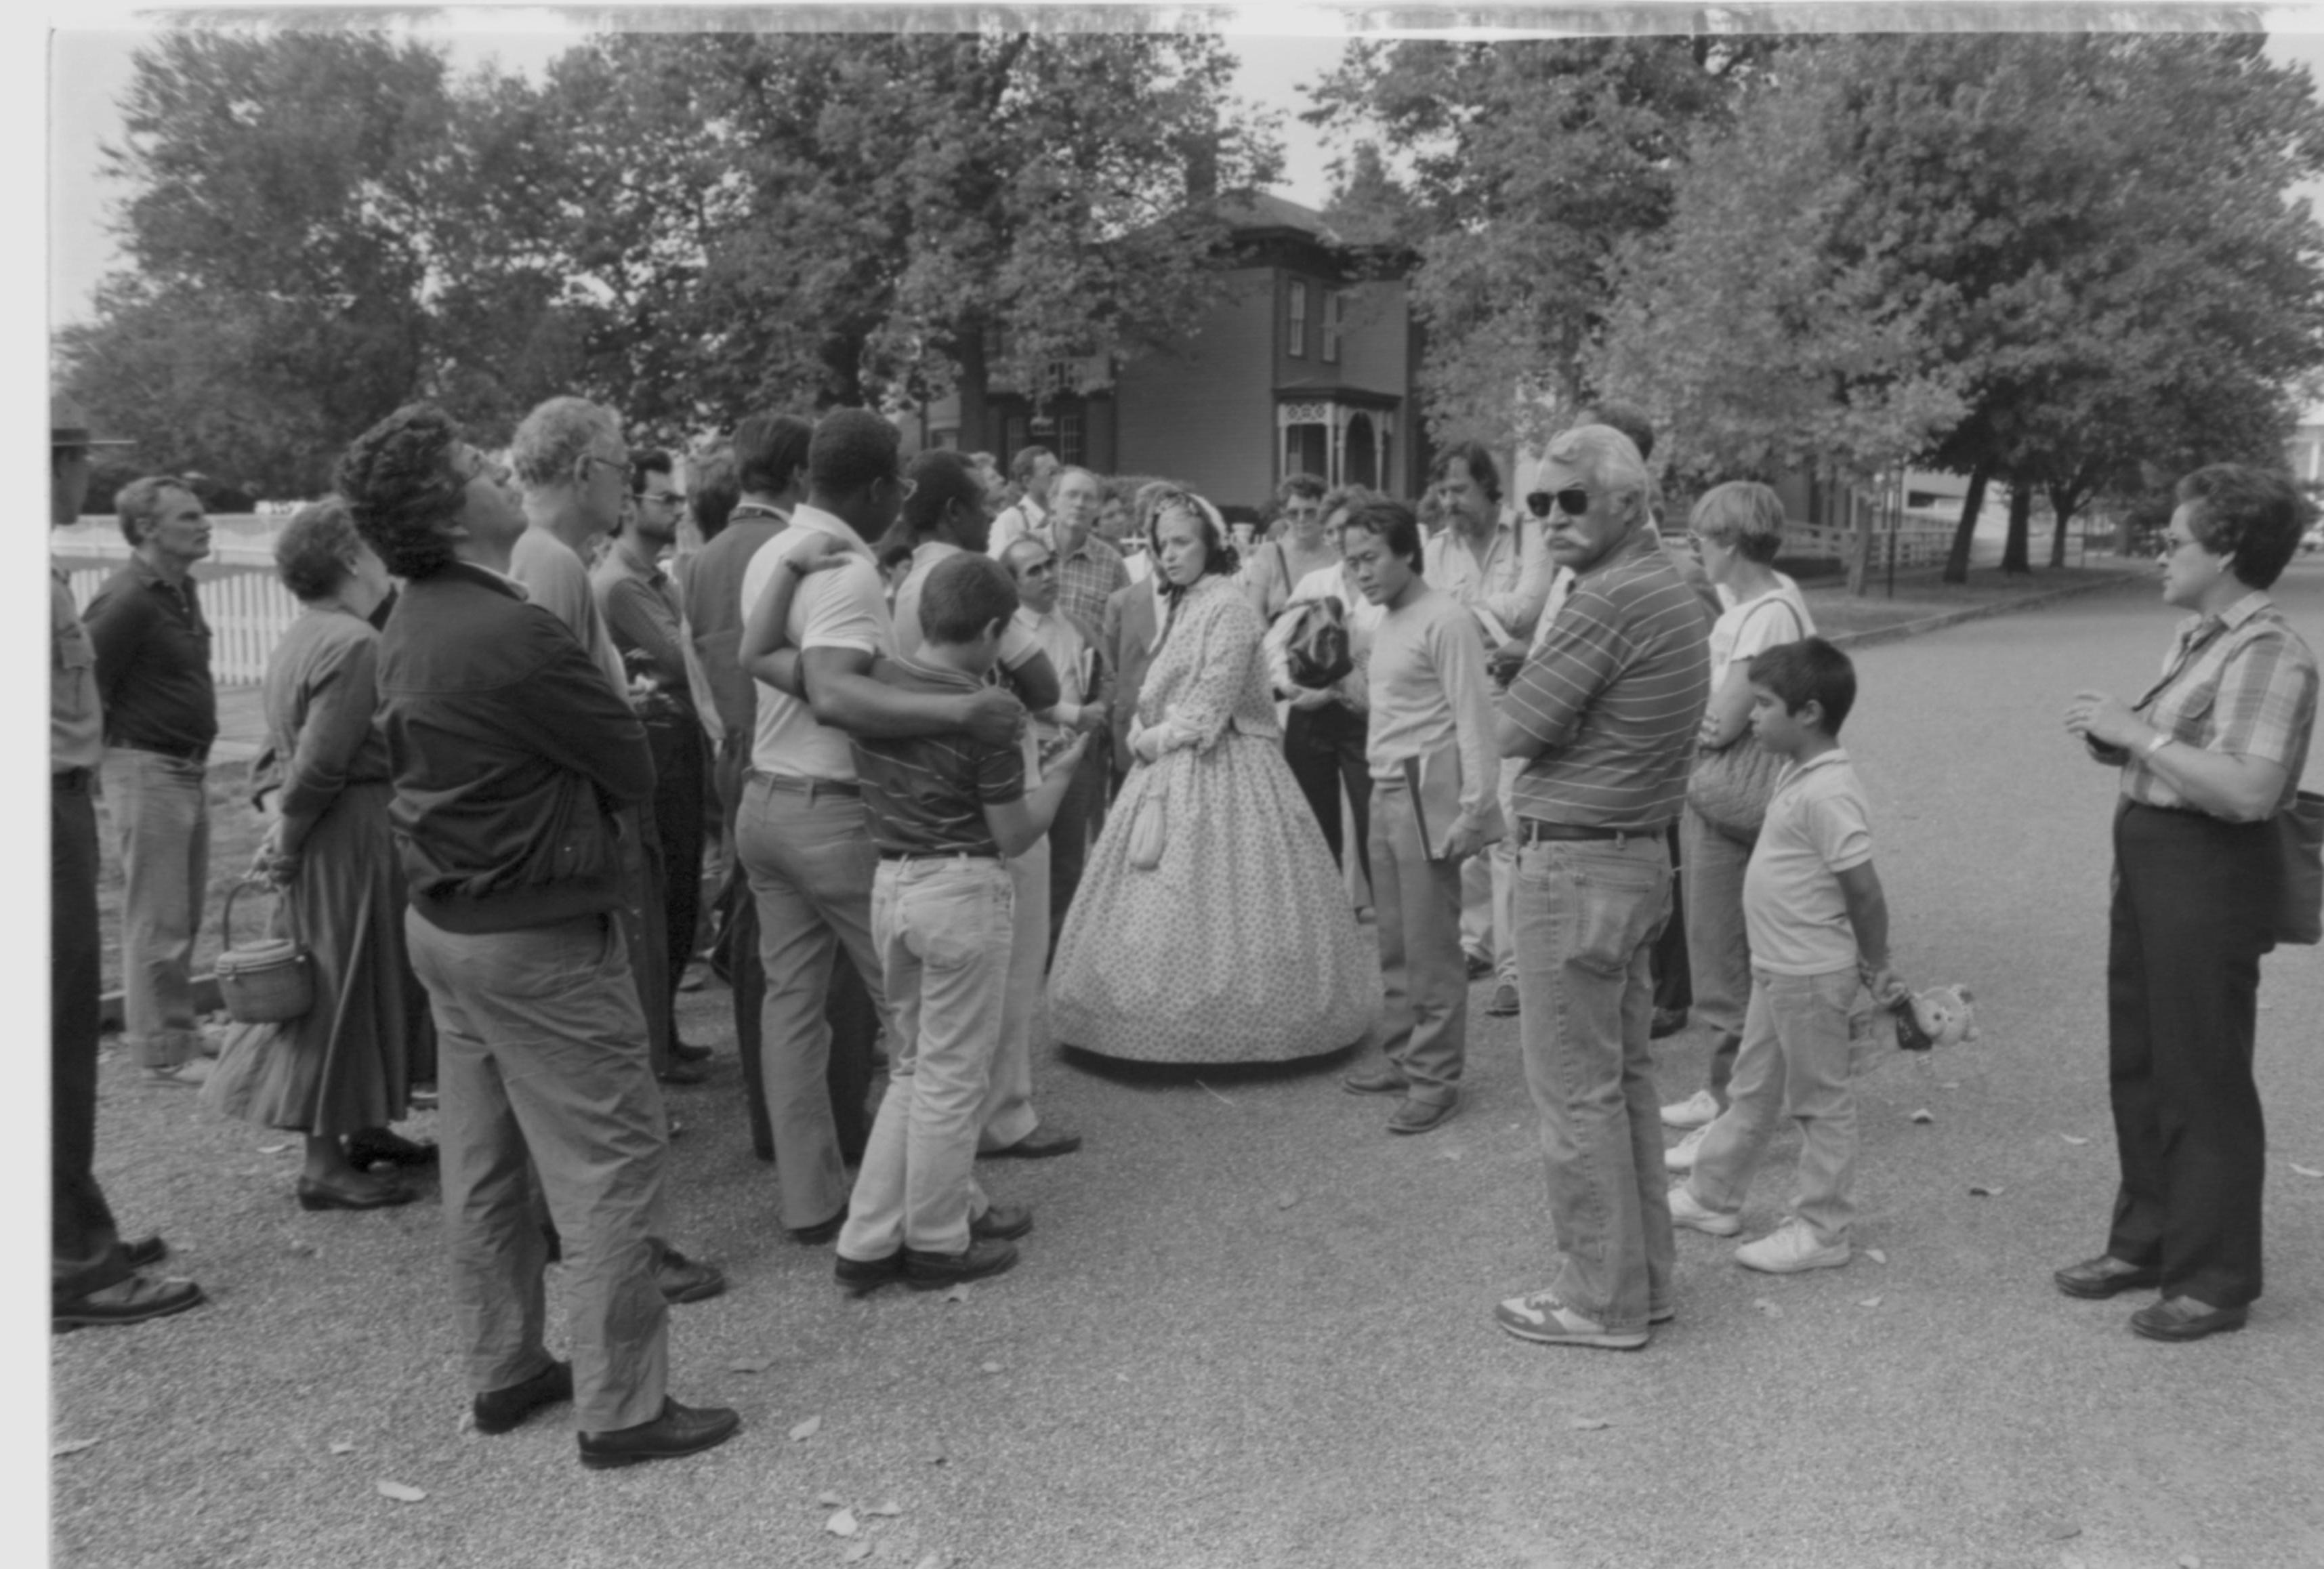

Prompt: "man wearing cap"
[51,399,205,1326]
[82,467,219,1085]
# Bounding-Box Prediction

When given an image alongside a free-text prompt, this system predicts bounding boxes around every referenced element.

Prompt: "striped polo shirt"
[850,656,1026,856]
[1500,532,1711,831]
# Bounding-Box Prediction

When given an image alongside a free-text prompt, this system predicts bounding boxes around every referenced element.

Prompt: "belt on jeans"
[54,768,93,793]
[116,739,209,764]
[878,849,1000,862]
[749,770,860,798]
[1517,817,1637,845]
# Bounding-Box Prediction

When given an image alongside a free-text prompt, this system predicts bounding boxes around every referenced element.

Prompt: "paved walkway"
[49,563,2324,1568]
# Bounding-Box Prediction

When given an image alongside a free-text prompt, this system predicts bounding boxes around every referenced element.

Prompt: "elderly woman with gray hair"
[1660,483,1816,1171]
[205,500,433,1210]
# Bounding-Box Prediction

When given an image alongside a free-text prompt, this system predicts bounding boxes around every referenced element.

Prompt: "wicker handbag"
[213,879,314,1024]
[1686,736,1788,842]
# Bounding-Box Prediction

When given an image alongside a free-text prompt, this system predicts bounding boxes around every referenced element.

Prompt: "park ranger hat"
[51,392,133,448]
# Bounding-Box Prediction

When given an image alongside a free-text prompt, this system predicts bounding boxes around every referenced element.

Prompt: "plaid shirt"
[1052,532,1129,656]
[2121,591,2317,814]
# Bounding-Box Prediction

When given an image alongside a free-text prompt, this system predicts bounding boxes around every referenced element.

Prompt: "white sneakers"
[1664,1123,1712,1172]
[1661,1089,1720,1129]
[1735,1219,1851,1274]
[1666,1181,1741,1236]
[1493,1289,1651,1350]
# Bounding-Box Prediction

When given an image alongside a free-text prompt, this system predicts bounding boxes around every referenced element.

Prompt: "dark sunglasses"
[1524,486,1594,519]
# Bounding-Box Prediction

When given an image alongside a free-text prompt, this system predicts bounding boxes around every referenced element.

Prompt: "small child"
[832,553,1087,1293]
[1667,637,1905,1273]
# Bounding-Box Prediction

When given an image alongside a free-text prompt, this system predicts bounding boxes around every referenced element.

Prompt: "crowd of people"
[50,385,2319,1469]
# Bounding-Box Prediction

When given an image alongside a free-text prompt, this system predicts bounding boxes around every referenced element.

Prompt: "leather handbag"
[2273,789,2324,945]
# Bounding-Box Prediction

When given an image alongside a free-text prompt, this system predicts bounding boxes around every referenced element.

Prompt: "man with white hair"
[1491,423,1711,1352]
[988,445,1059,560]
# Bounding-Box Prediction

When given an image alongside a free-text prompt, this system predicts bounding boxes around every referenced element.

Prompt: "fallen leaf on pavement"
[258,1143,291,1154]
[789,1415,823,1442]
[926,1452,946,1465]
[942,1285,970,1304]
[456,1412,476,1436]
[815,1490,845,1507]
[329,1442,355,1456]
[915,1556,946,1569]
[51,1439,100,1458]
[1753,1298,1783,1318]
[2043,1522,2081,1541]
[979,1361,1001,1375]
[2060,1135,2090,1146]
[376,1480,427,1504]
[1909,1110,1935,1125]
[1569,1417,1610,1431]
[869,1500,904,1517]
[2291,1163,2323,1178]
[842,1543,873,1565]
[1436,1148,1463,1161]
[1969,1184,2004,1197]
[730,1356,773,1374]
[1864,1248,1888,1264]
[1857,1296,1884,1309]
[1276,1191,1299,1209]
[825,1507,859,1538]
[1193,1079,1236,1108]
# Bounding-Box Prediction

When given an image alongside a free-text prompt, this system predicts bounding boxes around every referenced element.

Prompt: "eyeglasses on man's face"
[634,489,690,509]
[1525,486,1594,520]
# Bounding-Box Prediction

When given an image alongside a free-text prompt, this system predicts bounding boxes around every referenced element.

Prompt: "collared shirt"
[1422,513,1556,642]
[1500,532,1711,832]
[51,564,104,772]
[2121,590,2319,814]
[852,656,1025,857]
[81,555,217,757]
[989,498,1047,562]
[510,528,629,698]
[1744,748,1875,976]
[1048,530,1128,652]
[591,541,694,719]
[740,503,892,782]
[684,517,785,740]
[1014,605,1092,742]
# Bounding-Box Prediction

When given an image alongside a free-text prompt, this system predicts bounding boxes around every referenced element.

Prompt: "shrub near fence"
[58,516,298,687]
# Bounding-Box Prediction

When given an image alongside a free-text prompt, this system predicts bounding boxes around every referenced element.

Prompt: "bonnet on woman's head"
[1150,488,1240,581]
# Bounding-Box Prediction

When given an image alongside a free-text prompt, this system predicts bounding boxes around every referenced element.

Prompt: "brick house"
[915,194,1429,513]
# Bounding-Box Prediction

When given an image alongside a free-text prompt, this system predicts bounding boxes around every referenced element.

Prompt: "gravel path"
[46,562,2324,1569]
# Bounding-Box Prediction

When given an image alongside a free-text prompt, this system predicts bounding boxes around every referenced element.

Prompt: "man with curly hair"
[336,403,739,1469]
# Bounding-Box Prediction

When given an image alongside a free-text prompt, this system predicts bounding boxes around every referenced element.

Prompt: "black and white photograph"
[32,5,2324,1564]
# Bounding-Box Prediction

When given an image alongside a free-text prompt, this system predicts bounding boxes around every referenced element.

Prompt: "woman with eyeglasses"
[1659,482,1816,1171]
[1049,489,1379,1064]
[2059,464,2317,1342]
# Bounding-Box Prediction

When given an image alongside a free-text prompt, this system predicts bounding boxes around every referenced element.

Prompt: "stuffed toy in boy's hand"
[1888,985,1978,1051]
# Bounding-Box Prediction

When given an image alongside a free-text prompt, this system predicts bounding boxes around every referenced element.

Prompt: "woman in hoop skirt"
[1050,490,1378,1064]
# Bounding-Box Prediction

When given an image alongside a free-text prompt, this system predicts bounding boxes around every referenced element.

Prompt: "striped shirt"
[851,656,1026,856]
[1501,533,1712,831]
[2121,591,2318,814]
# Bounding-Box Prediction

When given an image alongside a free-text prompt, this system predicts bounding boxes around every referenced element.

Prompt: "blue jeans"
[841,857,1014,1259]
[1680,806,1754,1102]
[1513,833,1675,1333]
[1684,966,1861,1245]
[100,747,210,1069]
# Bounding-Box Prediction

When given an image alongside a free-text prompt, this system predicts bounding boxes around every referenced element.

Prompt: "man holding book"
[1335,498,1503,1135]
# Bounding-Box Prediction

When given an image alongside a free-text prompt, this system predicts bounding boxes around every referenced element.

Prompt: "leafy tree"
[1304,37,1774,446]
[520,32,1283,427]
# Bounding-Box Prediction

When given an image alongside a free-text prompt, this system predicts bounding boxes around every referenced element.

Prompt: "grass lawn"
[96,758,270,996]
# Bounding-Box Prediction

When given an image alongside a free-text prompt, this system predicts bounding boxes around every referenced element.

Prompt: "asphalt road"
[45,560,2324,1569]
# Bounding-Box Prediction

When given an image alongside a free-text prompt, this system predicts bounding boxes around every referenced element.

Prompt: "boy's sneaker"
[1735,1219,1850,1274]
[1661,1089,1720,1129]
[1666,1181,1741,1236]
[1493,1289,1650,1350]
[1664,1123,1713,1173]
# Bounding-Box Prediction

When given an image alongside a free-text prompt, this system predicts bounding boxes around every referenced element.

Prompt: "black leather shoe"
[474,1359,573,1434]
[971,1204,1033,1242]
[578,1398,741,1469]
[54,1273,205,1330]
[297,1175,417,1211]
[2054,1255,2163,1300]
[1465,953,1493,980]
[672,1037,712,1064]
[1650,1007,1689,1039]
[346,1129,438,1173]
[789,1207,848,1247]
[978,1125,1082,1160]
[835,1250,906,1296]
[121,1234,167,1270]
[902,1238,1018,1291]
[1340,1062,1408,1096]
[657,1059,708,1087]
[656,1249,727,1305]
[2131,1297,2249,1342]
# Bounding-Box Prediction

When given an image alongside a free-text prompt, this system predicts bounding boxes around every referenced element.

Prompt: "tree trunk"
[1846,480,1875,596]
[2001,482,2033,575]
[2047,484,2077,569]
[1943,461,1991,584]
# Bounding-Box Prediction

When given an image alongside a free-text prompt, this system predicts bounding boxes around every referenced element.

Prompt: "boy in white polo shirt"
[1668,637,1907,1273]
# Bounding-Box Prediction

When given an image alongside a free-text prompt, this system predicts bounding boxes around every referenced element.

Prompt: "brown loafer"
[2053,1255,2162,1300]
[1340,1062,1408,1096]
[1388,1095,1459,1135]
[2131,1296,2248,1342]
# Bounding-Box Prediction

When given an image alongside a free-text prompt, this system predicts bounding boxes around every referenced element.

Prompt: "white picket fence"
[63,522,299,688]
